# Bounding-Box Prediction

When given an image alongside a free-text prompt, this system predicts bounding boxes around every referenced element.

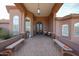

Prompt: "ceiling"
[24,3,54,17]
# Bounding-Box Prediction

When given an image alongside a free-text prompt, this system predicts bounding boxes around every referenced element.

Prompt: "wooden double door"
[36,22,43,35]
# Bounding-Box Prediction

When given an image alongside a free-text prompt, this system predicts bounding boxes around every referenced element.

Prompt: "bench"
[53,39,76,56]
[0,38,25,56]
[5,38,25,55]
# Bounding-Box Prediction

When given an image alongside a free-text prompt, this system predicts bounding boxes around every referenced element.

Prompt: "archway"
[25,17,31,37]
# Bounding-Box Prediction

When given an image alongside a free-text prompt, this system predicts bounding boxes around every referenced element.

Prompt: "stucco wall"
[56,20,61,36]
[48,14,56,36]
[56,15,79,43]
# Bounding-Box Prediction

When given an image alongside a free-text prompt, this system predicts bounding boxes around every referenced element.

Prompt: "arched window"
[25,17,31,32]
[12,16,19,35]
[62,24,69,36]
[74,23,79,35]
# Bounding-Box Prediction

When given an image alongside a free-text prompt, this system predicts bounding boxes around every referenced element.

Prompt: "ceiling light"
[37,0,40,15]
[37,8,40,15]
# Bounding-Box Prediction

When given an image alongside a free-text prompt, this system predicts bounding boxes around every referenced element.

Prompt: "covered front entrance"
[36,22,43,35]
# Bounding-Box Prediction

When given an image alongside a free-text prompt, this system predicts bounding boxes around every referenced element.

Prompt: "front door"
[36,22,43,34]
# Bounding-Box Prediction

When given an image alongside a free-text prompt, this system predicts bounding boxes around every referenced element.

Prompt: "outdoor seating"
[53,39,76,56]
[0,33,25,56]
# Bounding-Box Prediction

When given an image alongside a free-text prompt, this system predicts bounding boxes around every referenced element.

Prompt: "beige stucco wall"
[56,20,61,36]
[56,15,79,42]
[48,14,56,36]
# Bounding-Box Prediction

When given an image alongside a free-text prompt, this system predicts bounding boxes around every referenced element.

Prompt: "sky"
[0,3,15,19]
[56,3,79,17]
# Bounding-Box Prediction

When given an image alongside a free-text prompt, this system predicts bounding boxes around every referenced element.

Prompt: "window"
[74,23,79,35]
[25,17,31,32]
[12,16,19,35]
[62,24,69,36]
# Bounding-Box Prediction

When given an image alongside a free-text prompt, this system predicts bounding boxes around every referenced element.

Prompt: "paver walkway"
[13,35,61,56]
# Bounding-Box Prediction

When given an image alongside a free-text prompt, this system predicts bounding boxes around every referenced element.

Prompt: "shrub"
[0,28,11,40]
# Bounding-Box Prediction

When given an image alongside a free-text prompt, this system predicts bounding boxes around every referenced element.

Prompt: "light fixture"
[37,0,40,15]
[37,8,40,14]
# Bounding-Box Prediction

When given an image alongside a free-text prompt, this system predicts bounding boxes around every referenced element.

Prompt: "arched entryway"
[25,17,31,37]
[36,22,43,35]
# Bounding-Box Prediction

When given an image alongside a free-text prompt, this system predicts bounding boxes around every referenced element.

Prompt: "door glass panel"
[25,20,31,32]
[37,24,39,32]
[36,22,43,34]
[40,24,42,32]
